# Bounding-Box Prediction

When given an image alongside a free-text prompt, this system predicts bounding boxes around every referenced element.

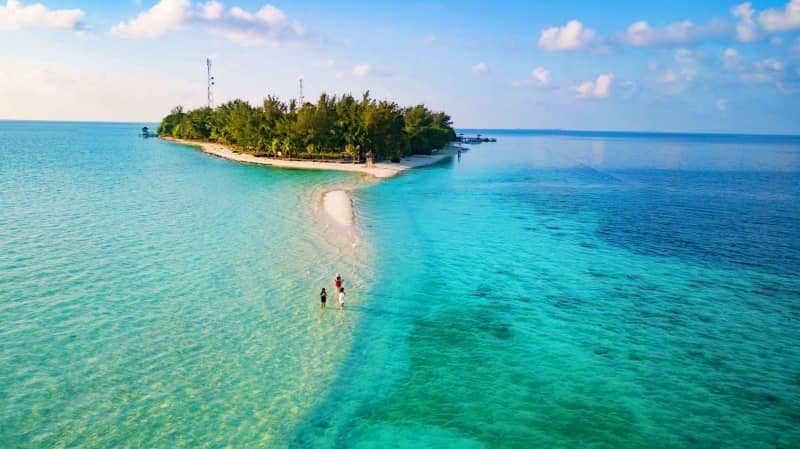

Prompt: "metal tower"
[206,58,215,108]
[298,76,304,105]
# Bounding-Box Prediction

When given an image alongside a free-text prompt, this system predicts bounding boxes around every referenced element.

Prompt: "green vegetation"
[158,92,456,161]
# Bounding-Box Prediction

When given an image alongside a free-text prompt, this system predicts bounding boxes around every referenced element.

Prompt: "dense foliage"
[158,92,456,161]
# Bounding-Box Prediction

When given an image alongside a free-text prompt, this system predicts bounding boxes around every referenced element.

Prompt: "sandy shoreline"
[163,136,464,229]
[162,136,461,179]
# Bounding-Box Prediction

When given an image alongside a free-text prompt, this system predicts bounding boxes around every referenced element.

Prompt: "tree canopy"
[158,92,456,161]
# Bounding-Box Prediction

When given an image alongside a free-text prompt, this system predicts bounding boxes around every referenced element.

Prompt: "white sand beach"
[162,137,463,179]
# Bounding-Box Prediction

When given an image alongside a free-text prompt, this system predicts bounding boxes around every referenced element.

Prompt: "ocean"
[1,121,798,448]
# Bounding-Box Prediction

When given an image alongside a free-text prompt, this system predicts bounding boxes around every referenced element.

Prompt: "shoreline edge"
[161,136,463,180]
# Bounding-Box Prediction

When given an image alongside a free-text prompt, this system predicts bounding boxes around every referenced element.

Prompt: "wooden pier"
[457,133,496,143]
[139,126,158,138]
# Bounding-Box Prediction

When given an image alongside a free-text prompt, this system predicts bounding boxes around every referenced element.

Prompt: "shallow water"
[1,123,799,448]
[0,121,368,448]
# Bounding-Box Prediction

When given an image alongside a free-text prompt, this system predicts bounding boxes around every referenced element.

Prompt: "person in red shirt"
[334,273,342,293]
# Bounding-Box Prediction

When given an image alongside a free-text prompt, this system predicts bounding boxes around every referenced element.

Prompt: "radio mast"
[206,58,215,108]
[298,76,304,105]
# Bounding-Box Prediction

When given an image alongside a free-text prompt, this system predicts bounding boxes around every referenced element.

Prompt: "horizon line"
[1,119,799,139]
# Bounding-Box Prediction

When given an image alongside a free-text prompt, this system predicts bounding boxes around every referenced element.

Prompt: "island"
[158,91,461,178]
[158,91,466,227]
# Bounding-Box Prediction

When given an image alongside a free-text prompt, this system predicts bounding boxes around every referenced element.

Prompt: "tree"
[157,91,456,160]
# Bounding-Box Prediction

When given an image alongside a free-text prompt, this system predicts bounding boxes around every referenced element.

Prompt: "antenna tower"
[298,77,304,105]
[207,58,215,108]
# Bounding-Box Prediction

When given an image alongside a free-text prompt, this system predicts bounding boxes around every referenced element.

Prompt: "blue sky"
[1,0,799,133]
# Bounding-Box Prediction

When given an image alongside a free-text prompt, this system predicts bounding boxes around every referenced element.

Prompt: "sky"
[1,0,800,133]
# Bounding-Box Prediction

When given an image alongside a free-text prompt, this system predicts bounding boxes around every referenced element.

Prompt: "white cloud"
[531,67,551,85]
[716,98,729,111]
[112,0,309,45]
[593,73,614,97]
[732,2,758,42]
[312,58,336,70]
[0,0,85,30]
[754,58,784,71]
[576,72,613,98]
[352,63,371,77]
[512,66,551,87]
[723,47,741,69]
[657,67,695,83]
[741,58,786,83]
[617,19,728,47]
[348,63,390,78]
[0,59,202,121]
[217,4,307,45]
[657,70,679,83]
[471,62,487,75]
[576,81,594,96]
[538,19,595,52]
[759,0,800,32]
[112,0,190,38]
[200,0,223,19]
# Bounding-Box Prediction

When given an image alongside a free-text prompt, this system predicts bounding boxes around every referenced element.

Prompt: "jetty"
[457,133,496,143]
[139,126,158,138]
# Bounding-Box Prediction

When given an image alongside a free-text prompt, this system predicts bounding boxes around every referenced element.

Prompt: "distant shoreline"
[161,136,462,180]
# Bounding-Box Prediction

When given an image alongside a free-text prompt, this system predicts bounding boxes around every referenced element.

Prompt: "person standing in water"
[320,288,327,309]
[334,273,343,293]
[338,288,345,308]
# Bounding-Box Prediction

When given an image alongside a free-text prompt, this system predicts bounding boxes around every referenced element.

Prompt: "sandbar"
[322,190,354,227]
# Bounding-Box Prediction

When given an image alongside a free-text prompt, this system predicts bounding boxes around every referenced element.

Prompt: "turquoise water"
[0,121,371,447]
[2,122,799,448]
